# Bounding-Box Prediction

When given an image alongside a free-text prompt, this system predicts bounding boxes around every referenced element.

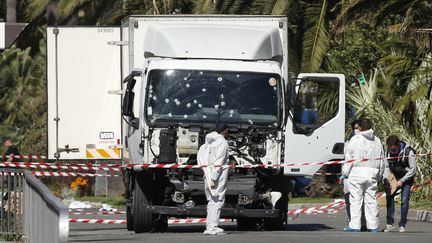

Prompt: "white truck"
[47,16,345,232]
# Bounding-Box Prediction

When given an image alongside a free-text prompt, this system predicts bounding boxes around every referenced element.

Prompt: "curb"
[409,209,432,222]
[289,203,432,223]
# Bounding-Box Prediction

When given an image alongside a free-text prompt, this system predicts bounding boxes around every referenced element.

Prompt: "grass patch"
[410,198,432,211]
[76,196,126,208]
[289,197,335,204]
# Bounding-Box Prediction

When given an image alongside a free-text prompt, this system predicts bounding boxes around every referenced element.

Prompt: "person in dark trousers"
[383,135,416,233]
[2,138,20,162]
[341,119,366,230]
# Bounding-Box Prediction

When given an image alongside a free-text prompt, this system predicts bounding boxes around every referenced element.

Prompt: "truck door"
[284,73,345,176]
[47,27,122,160]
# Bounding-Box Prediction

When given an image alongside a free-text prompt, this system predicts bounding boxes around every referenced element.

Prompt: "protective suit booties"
[197,131,229,235]
[343,129,385,231]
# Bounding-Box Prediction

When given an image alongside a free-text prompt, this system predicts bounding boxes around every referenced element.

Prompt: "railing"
[0,169,24,241]
[23,170,69,243]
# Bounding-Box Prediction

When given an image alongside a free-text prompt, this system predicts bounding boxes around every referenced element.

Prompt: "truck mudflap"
[142,205,280,218]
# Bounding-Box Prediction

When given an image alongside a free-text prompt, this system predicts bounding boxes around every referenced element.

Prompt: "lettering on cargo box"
[97,28,114,33]
[86,144,96,149]
[99,132,115,140]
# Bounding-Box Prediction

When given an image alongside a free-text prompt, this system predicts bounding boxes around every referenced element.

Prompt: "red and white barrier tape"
[0,162,121,172]
[288,201,346,215]
[314,173,342,176]
[34,171,120,177]
[69,218,232,225]
[69,211,125,215]
[69,219,127,224]
[2,153,431,174]
[2,155,46,160]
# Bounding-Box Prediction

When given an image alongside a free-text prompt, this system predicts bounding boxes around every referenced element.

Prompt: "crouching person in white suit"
[197,124,229,235]
[342,119,386,233]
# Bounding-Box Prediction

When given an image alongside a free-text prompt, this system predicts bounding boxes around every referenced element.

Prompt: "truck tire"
[237,218,259,230]
[263,192,288,230]
[133,177,154,233]
[126,203,134,231]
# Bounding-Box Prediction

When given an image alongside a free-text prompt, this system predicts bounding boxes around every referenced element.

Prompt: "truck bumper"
[142,205,280,218]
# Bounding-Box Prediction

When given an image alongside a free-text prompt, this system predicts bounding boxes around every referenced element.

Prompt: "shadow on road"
[285,224,334,231]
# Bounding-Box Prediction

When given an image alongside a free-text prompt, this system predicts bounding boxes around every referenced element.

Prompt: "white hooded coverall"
[342,129,385,230]
[197,132,229,233]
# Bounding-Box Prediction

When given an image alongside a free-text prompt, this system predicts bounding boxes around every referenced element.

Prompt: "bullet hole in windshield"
[220,94,224,99]
[193,100,198,104]
[221,101,226,107]
[183,114,188,119]
[174,99,181,105]
[152,96,157,101]
[186,103,191,108]
[214,104,219,110]
[186,83,190,88]
[168,113,172,118]
[147,107,153,115]
[236,74,240,78]
[165,98,170,103]
[198,104,203,108]
[202,88,207,92]
[248,120,254,124]
[199,71,203,75]
[217,77,223,82]
[203,115,207,119]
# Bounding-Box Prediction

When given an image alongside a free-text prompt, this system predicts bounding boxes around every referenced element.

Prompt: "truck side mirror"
[122,90,135,117]
[121,71,141,117]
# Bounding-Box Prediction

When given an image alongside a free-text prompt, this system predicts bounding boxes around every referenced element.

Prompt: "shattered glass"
[145,69,281,126]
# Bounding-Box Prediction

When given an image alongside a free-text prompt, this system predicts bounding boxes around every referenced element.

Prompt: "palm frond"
[301,0,330,72]
[193,0,215,14]
[56,0,91,21]
[25,0,51,20]
[271,0,289,15]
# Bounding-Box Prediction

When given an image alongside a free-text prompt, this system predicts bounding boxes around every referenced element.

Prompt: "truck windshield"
[145,69,281,127]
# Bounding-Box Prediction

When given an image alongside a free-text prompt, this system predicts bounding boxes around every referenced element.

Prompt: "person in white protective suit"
[342,119,386,233]
[197,124,229,235]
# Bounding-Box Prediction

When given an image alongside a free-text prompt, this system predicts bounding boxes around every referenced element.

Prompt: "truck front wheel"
[237,218,259,230]
[133,177,154,233]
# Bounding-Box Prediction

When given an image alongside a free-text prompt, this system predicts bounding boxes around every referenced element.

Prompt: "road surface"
[69,208,432,243]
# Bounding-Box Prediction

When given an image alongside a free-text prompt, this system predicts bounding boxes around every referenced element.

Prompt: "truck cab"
[47,16,345,233]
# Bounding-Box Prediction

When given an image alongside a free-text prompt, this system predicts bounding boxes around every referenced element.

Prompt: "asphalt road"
[69,209,432,243]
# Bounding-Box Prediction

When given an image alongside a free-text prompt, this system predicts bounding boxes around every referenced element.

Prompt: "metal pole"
[53,27,60,162]
[1,171,4,232]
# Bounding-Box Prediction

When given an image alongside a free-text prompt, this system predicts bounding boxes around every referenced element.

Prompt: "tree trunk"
[6,0,16,22]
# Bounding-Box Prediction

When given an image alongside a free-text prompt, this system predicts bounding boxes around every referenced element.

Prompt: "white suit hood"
[360,129,375,141]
